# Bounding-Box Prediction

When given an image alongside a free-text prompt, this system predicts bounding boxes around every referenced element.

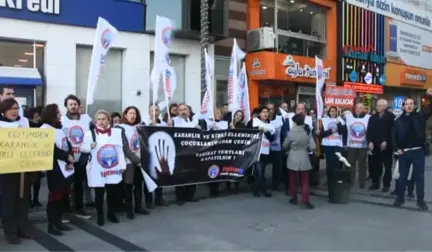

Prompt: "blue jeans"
[397,149,425,202]
[253,159,268,193]
[323,146,343,182]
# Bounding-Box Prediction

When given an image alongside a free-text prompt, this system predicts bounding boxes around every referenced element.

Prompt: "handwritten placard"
[0,128,56,174]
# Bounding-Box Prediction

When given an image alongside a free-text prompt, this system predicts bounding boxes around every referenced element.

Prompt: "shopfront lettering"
[285,62,331,80]
[0,0,60,15]
[349,0,431,29]
[343,45,386,64]
[404,73,426,82]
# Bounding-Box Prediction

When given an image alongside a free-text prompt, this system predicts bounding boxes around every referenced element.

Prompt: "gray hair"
[377,99,388,108]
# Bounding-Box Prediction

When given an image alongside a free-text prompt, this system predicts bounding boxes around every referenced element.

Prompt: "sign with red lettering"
[343,82,384,94]
[324,87,356,108]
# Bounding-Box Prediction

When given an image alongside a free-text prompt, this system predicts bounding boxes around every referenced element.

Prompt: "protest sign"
[139,127,262,187]
[0,128,56,174]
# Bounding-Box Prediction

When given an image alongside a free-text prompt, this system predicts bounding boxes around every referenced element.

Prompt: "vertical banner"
[227,39,246,113]
[86,17,118,106]
[201,48,215,119]
[315,56,325,119]
[238,62,251,123]
[150,16,175,115]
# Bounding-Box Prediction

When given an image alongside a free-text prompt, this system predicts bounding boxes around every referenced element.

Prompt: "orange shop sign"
[400,70,427,86]
[343,82,384,94]
[245,52,337,83]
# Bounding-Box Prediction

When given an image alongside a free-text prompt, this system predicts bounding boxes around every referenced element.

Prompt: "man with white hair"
[367,99,395,192]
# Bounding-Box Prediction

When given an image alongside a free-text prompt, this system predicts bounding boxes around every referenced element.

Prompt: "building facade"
[0,0,204,116]
[339,0,432,111]
[245,0,337,111]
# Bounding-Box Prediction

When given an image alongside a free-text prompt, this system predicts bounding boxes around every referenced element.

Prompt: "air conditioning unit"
[246,27,276,52]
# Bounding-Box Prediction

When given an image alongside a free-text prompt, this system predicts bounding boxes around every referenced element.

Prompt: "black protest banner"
[138,127,262,187]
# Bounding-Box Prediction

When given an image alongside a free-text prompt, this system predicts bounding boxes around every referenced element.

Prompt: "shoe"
[5,236,22,244]
[135,208,150,215]
[107,213,119,223]
[75,209,92,219]
[393,199,405,208]
[382,187,390,193]
[97,215,105,226]
[289,198,298,205]
[261,191,272,198]
[176,200,185,206]
[368,184,379,190]
[62,219,70,224]
[304,202,314,209]
[126,211,135,220]
[32,200,42,208]
[417,201,428,211]
[56,223,73,231]
[48,224,63,236]
[155,199,169,207]
[146,202,154,209]
[18,230,35,239]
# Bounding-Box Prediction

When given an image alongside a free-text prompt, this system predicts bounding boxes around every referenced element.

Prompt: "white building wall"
[0,18,203,116]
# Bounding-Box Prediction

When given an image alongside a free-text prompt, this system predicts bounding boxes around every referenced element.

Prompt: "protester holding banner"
[319,106,345,191]
[115,106,151,219]
[163,103,178,123]
[61,95,93,219]
[80,110,126,226]
[283,113,316,209]
[143,104,169,208]
[173,104,199,204]
[40,104,75,236]
[0,98,34,244]
[251,106,275,198]
[207,108,229,197]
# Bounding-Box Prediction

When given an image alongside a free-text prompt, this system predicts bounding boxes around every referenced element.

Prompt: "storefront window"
[0,40,45,106]
[216,80,228,108]
[278,35,325,58]
[260,0,275,27]
[146,0,184,30]
[149,53,186,107]
[75,46,123,116]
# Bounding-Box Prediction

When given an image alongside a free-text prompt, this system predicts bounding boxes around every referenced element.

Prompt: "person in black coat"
[25,107,44,208]
[392,92,432,211]
[41,104,75,236]
[367,99,395,192]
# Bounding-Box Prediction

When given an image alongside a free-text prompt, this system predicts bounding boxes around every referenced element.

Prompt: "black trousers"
[94,184,118,216]
[73,162,87,211]
[270,151,283,188]
[29,172,42,203]
[1,174,32,237]
[282,155,289,191]
[175,185,196,201]
[208,183,220,196]
[371,150,393,188]
[144,186,164,204]
[395,179,415,195]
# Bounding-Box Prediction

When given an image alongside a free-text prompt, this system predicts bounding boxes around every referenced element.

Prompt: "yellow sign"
[0,128,56,174]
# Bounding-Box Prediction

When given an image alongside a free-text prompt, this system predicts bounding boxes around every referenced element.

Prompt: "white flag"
[151,16,174,110]
[162,65,177,106]
[228,39,246,112]
[86,17,118,105]
[200,49,214,119]
[315,56,325,120]
[238,62,250,123]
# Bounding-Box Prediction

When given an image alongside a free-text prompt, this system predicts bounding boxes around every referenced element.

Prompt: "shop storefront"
[0,0,202,115]
[246,0,337,110]
[339,0,432,111]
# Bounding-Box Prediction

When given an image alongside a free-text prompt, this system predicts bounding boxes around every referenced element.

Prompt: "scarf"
[95,125,112,136]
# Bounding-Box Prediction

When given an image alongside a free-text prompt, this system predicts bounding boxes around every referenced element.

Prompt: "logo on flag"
[161,27,173,45]
[165,69,172,100]
[101,29,113,49]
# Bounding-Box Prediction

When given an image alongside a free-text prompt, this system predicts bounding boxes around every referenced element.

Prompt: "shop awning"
[0,67,43,86]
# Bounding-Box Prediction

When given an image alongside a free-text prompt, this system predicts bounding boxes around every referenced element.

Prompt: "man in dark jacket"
[367,99,395,192]
[392,90,432,211]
